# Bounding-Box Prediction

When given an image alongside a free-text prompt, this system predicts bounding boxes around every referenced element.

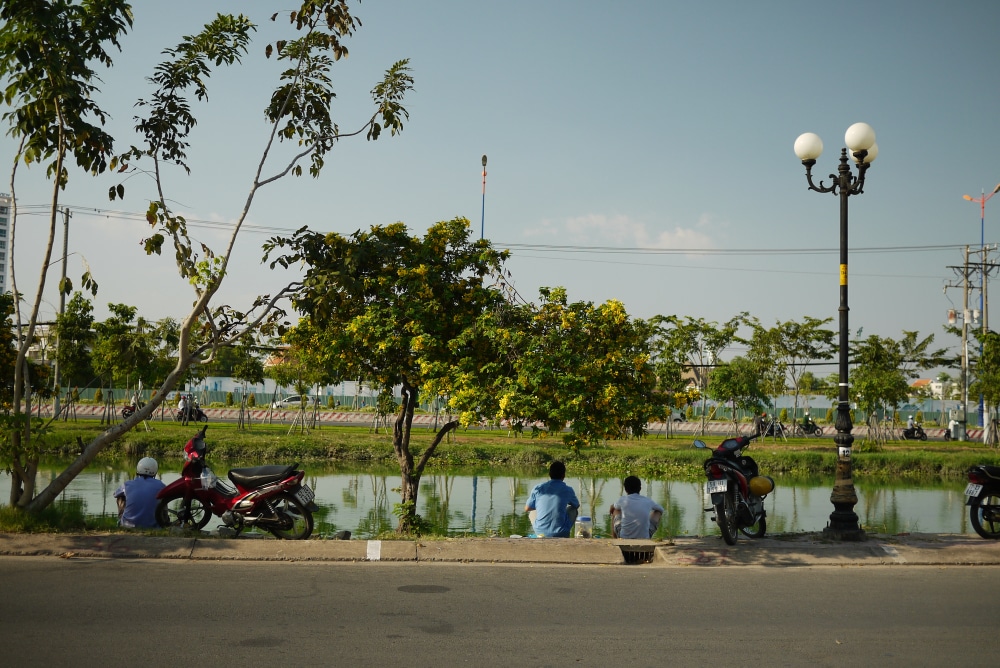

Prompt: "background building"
[0,192,9,294]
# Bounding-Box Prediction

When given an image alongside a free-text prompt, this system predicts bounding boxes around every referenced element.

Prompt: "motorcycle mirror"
[693,439,707,449]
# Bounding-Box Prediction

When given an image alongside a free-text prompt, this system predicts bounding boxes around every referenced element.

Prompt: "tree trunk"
[392,380,458,533]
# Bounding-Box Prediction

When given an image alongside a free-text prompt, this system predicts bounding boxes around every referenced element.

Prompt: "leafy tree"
[650,313,746,433]
[479,287,662,448]
[53,292,96,389]
[265,218,507,531]
[91,303,155,391]
[2,2,413,511]
[970,330,1000,446]
[749,316,835,422]
[706,356,768,432]
[849,335,911,416]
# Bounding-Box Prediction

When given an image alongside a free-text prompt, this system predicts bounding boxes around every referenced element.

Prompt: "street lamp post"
[480,154,488,240]
[794,122,878,541]
[962,183,1000,431]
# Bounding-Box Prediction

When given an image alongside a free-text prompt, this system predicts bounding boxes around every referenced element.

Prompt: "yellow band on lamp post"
[840,264,847,286]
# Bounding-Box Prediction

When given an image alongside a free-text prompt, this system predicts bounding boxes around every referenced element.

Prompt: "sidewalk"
[1,531,998,566]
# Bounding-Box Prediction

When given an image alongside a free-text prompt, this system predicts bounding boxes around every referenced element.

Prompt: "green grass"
[29,418,1000,483]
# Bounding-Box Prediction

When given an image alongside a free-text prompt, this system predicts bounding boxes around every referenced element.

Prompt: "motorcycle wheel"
[121,408,133,419]
[156,496,212,530]
[266,492,314,540]
[740,515,767,538]
[792,425,804,437]
[810,426,823,437]
[197,412,208,423]
[970,493,1000,539]
[715,489,738,546]
[919,432,927,441]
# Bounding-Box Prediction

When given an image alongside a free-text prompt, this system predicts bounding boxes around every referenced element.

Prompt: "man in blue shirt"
[114,457,166,529]
[524,461,579,537]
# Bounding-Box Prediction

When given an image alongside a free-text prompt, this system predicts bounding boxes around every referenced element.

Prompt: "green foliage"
[226,392,234,406]
[479,288,663,447]
[915,410,924,423]
[779,408,788,422]
[0,499,89,532]
[826,407,834,423]
[94,388,103,404]
[707,356,768,417]
[327,395,336,409]
[247,393,256,408]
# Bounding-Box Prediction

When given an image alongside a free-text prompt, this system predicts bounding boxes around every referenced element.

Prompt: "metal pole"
[480,155,487,240]
[825,149,862,540]
[52,207,70,416]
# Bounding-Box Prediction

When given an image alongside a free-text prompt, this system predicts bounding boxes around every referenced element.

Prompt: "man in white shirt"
[610,476,664,539]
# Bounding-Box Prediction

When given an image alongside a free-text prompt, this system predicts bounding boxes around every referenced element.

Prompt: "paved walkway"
[2,531,998,567]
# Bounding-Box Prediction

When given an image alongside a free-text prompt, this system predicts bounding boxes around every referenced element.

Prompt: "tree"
[970,330,1000,446]
[650,313,746,433]
[265,218,507,531]
[849,335,911,417]
[91,303,155,391]
[749,316,836,423]
[53,292,96,390]
[2,2,413,511]
[478,287,662,448]
[706,356,768,433]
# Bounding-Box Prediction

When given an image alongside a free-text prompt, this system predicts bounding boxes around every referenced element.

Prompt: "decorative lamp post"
[962,183,1000,429]
[794,122,878,541]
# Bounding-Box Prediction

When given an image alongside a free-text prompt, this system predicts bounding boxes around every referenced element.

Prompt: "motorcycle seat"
[973,465,1000,481]
[228,464,297,488]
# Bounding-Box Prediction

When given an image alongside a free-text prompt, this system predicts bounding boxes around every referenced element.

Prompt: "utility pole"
[945,246,974,440]
[52,207,70,417]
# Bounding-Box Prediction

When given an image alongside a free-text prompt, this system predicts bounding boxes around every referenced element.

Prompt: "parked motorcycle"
[155,426,317,539]
[695,435,775,545]
[901,423,927,441]
[964,464,1000,539]
[793,416,823,437]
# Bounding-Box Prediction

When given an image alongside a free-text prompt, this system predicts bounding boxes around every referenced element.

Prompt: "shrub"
[779,408,788,423]
[247,393,256,407]
[686,406,694,420]
[226,392,234,406]
[915,410,924,423]
[327,395,336,409]
[94,388,103,404]
[825,407,834,423]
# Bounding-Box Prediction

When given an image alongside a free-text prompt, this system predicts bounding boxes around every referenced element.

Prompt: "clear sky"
[6,1,1000,370]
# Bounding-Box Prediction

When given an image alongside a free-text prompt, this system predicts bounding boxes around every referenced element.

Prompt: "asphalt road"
[2,557,995,666]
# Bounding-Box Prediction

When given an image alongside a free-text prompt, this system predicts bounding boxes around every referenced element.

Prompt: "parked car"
[272,395,319,409]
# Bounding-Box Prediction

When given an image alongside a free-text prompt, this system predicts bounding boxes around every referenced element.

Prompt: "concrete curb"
[1,532,998,566]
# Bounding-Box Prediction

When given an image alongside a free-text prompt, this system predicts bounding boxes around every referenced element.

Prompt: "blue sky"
[6,1,1000,370]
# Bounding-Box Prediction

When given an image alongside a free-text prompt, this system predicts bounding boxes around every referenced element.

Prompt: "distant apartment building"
[0,192,9,294]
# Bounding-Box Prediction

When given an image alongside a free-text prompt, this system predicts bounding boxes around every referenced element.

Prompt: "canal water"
[3,462,975,539]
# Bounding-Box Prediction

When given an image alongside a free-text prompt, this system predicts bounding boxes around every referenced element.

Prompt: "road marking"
[367,540,382,561]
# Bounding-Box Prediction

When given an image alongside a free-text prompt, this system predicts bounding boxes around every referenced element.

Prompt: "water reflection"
[0,464,977,539]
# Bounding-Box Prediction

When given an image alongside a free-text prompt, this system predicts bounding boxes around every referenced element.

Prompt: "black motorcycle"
[175,406,208,423]
[901,423,927,441]
[695,435,775,545]
[965,464,1000,539]
[793,417,823,437]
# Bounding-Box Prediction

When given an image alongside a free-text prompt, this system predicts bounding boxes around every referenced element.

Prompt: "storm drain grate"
[619,545,656,564]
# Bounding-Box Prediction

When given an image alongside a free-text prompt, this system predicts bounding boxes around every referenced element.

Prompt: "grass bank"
[32,420,1000,483]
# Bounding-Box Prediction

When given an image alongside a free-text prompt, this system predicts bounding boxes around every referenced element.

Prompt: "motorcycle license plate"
[706,479,727,495]
[964,483,983,497]
[294,485,315,504]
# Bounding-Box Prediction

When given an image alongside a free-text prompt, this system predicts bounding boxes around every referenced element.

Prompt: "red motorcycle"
[155,426,317,539]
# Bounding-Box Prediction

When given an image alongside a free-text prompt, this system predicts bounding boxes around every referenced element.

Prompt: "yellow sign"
[840,263,847,286]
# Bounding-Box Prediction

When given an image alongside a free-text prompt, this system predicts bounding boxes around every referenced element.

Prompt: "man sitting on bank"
[524,461,580,538]
[610,475,664,539]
